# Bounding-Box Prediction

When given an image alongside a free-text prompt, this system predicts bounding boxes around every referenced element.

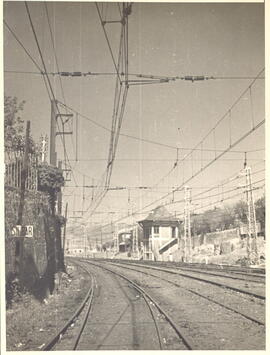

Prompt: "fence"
[5,148,38,191]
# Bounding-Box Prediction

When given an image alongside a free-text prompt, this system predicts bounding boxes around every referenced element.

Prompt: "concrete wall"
[204,228,240,245]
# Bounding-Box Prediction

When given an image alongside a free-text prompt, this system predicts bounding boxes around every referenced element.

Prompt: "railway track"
[106,259,265,300]
[172,266,265,283]
[97,259,265,327]
[81,260,194,350]
[43,259,193,350]
[42,260,95,351]
[40,258,265,350]
[108,258,265,276]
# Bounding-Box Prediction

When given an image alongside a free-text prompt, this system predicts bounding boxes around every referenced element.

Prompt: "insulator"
[194,76,205,81]
[72,72,82,76]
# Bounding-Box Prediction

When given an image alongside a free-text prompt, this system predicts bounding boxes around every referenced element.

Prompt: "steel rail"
[71,271,96,350]
[166,262,266,275]
[109,258,265,282]
[170,266,265,284]
[42,262,94,351]
[84,259,194,350]
[73,258,163,350]
[107,260,265,300]
[101,260,265,327]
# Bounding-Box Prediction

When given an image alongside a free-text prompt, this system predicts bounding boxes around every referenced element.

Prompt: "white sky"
[4,1,265,241]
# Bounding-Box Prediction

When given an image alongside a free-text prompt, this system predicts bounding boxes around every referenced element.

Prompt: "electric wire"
[44,2,77,160]
[5,11,78,186]
[4,69,265,81]
[88,164,264,231]
[89,119,265,232]
[84,3,131,218]
[56,100,261,155]
[95,2,121,83]
[3,19,52,106]
[24,1,78,186]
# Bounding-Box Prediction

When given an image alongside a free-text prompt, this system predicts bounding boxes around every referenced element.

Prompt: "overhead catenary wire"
[82,3,131,219]
[56,100,262,155]
[63,167,265,191]
[131,118,265,214]
[86,184,265,240]
[89,114,265,231]
[3,19,52,107]
[88,164,265,231]
[174,183,265,219]
[66,158,264,162]
[163,177,265,209]
[6,5,264,240]
[106,68,265,219]
[5,9,78,186]
[44,2,77,160]
[70,61,264,229]
[24,1,78,186]
[131,68,265,211]
[4,69,265,81]
[84,183,266,241]
[95,2,122,83]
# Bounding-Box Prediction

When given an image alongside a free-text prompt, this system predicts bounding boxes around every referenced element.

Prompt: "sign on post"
[11,225,33,238]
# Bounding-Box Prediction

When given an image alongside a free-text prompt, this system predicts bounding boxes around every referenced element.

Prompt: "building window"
[171,226,176,238]
[154,226,159,234]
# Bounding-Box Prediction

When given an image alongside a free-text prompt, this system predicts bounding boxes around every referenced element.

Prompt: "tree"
[4,96,25,150]
[4,95,36,153]
[255,195,265,234]
[233,200,248,225]
[221,205,235,230]
[37,163,65,214]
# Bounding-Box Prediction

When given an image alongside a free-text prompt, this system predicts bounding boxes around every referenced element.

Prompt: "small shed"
[138,206,181,261]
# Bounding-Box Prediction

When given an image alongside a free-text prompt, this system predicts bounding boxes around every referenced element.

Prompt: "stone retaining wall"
[5,187,65,301]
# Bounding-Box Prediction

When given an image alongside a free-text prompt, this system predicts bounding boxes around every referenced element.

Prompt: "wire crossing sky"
[4,2,265,240]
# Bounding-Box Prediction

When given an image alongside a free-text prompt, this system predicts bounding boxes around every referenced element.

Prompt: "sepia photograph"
[2,0,265,351]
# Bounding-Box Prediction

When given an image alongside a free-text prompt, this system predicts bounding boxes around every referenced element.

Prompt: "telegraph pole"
[245,166,259,264]
[184,186,192,262]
